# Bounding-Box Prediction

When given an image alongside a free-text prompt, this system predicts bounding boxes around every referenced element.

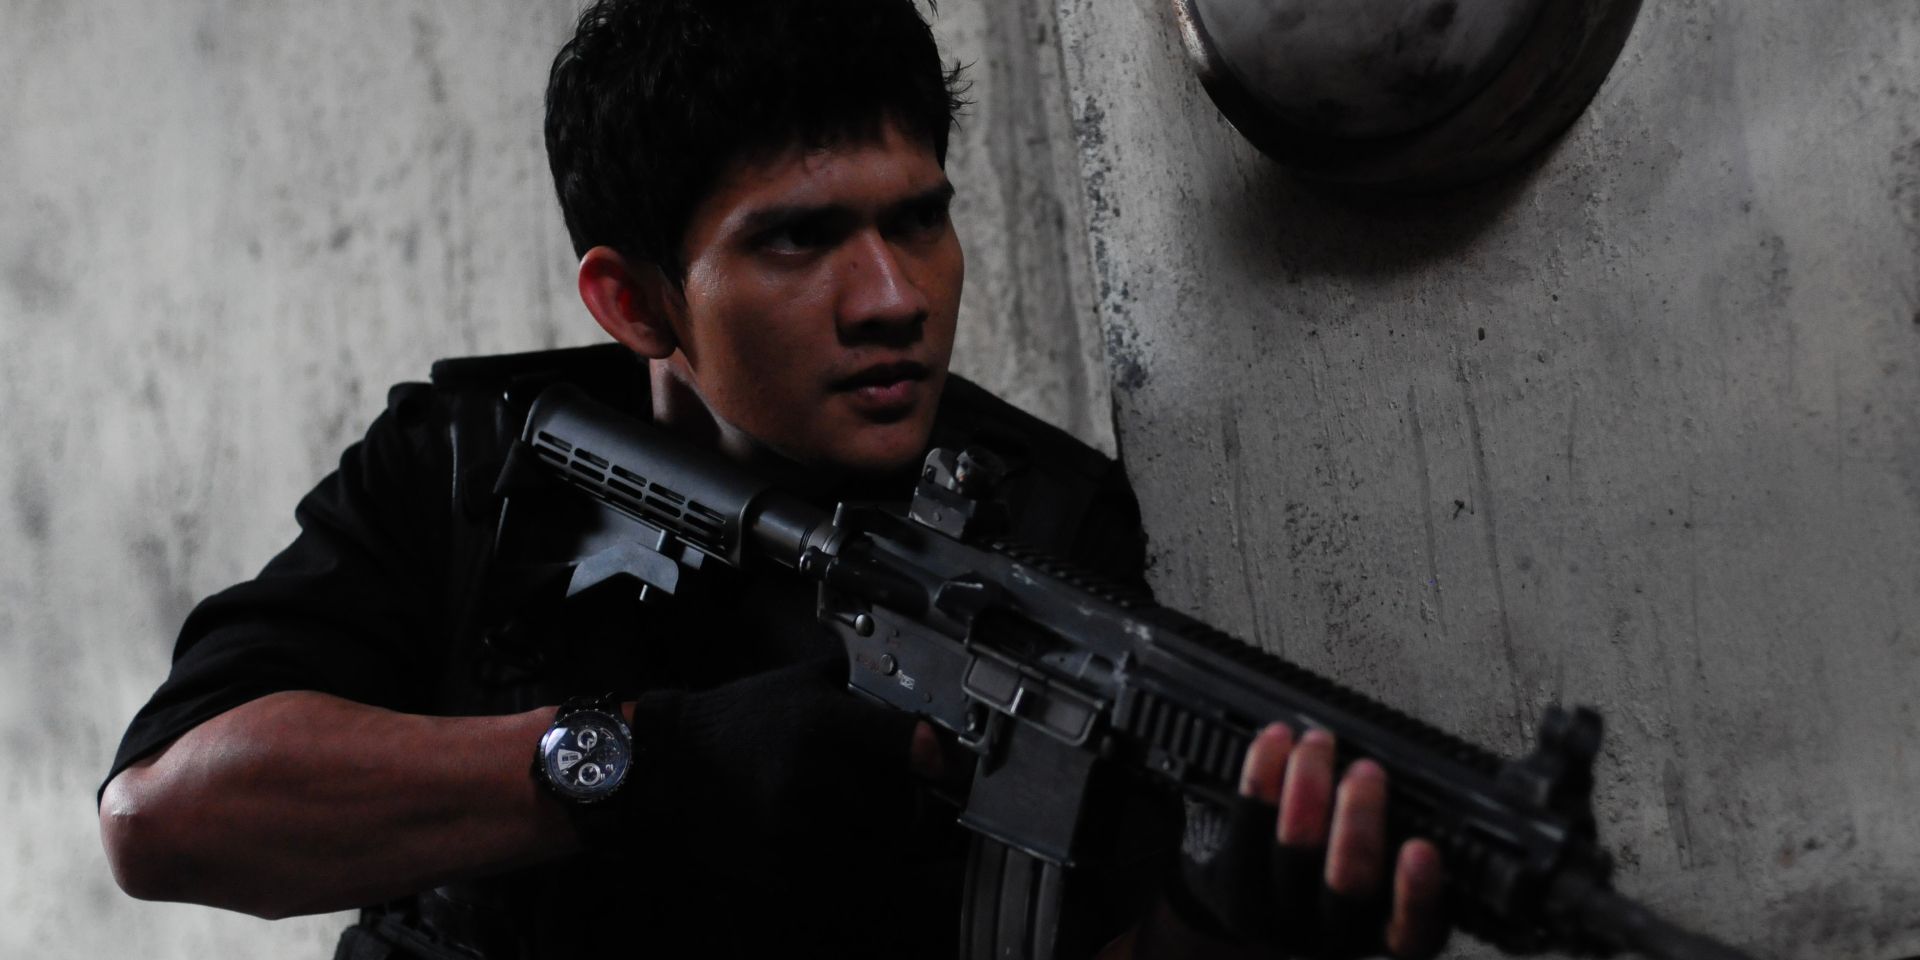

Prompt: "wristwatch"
[533,696,634,806]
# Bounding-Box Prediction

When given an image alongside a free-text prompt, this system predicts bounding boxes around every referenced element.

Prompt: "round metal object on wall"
[1172,0,1643,190]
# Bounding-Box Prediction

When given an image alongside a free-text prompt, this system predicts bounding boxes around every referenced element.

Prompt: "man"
[99,1,1444,957]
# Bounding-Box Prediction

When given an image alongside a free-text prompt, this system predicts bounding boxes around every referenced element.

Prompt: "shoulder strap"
[435,381,515,676]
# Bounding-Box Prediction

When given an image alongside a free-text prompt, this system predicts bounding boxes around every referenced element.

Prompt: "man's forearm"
[99,690,577,919]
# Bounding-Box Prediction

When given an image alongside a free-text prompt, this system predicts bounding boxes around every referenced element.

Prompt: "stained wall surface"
[0,1,1101,956]
[8,0,1916,957]
[1050,1,1920,958]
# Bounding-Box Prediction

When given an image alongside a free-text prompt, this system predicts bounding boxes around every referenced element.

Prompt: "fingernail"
[1346,758,1385,782]
[1401,838,1444,882]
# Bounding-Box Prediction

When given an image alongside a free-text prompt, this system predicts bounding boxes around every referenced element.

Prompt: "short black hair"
[545,0,967,278]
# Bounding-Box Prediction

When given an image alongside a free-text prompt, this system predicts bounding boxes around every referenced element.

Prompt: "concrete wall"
[0,1,1102,956]
[9,0,1915,956]
[1050,0,1920,957]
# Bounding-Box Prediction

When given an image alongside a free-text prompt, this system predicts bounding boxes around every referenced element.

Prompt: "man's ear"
[577,246,682,359]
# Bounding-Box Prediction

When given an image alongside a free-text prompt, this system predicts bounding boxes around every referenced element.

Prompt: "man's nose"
[836,231,927,341]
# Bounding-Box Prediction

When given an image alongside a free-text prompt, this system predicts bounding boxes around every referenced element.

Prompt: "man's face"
[663,122,963,475]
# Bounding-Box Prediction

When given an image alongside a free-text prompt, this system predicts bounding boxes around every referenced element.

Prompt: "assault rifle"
[512,382,1755,960]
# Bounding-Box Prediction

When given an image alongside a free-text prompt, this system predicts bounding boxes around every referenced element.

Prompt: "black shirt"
[106,344,1154,958]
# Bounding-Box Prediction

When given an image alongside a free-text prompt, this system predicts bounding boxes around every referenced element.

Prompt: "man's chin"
[832,440,931,477]
[825,420,938,477]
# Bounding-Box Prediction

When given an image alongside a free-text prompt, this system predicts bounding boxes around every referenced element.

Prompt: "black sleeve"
[102,384,454,794]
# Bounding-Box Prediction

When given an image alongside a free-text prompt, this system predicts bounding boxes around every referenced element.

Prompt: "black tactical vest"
[333,344,1164,960]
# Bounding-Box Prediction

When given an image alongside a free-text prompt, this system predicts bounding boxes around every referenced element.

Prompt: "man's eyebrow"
[736,202,838,237]
[895,180,957,213]
[735,180,956,235]
[908,181,957,205]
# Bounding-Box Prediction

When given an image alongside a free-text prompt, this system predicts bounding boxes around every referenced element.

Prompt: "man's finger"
[1240,723,1295,802]
[1277,729,1336,846]
[1324,759,1389,897]
[908,720,943,780]
[1385,839,1450,959]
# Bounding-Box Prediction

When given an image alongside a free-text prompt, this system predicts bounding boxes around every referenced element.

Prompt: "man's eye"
[761,223,830,253]
[911,200,950,229]
[889,200,950,238]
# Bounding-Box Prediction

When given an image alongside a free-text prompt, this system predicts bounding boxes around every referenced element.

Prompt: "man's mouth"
[831,361,930,418]
[831,361,929,392]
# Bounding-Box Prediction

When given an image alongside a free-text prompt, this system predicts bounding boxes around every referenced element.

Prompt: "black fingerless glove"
[1172,795,1390,958]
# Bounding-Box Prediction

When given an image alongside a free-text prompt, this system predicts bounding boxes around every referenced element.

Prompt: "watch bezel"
[536,699,634,804]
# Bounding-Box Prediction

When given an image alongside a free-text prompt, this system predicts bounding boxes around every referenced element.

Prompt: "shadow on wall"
[1207,140,1549,283]
[1173,0,1646,283]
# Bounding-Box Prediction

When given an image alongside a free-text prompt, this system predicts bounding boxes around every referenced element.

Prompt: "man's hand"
[1248,724,1448,957]
[1117,725,1450,959]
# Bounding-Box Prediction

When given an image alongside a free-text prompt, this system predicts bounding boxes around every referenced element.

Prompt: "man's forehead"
[705,127,949,225]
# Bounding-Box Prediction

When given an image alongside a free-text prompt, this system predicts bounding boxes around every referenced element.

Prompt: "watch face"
[539,710,631,802]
